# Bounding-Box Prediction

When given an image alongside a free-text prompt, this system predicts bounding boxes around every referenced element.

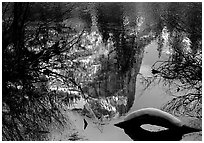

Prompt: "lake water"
[66,41,174,141]
[61,41,201,141]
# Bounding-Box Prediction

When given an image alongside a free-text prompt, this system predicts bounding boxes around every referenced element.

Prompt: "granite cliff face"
[79,2,157,114]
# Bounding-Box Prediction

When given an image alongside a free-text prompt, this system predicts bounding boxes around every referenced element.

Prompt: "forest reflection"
[2,2,201,141]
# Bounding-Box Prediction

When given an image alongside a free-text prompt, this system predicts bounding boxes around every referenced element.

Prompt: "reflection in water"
[2,2,201,141]
[65,42,171,140]
[140,124,168,132]
[132,41,173,111]
[50,3,201,140]
[68,111,131,141]
[66,41,201,141]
